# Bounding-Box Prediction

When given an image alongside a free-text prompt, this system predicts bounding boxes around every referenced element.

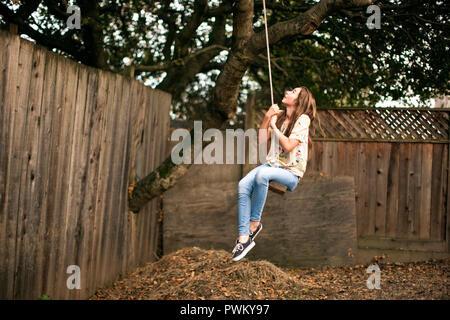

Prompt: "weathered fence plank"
[97,72,122,290]
[78,69,100,298]
[88,69,110,296]
[139,88,155,265]
[412,143,423,239]
[64,62,89,300]
[420,144,433,240]
[0,35,9,298]
[430,144,444,241]
[41,56,70,298]
[58,60,80,300]
[0,32,21,299]
[35,44,59,300]
[367,142,378,236]
[115,77,133,279]
[375,143,390,236]
[13,35,38,300]
[356,142,368,237]
[386,143,400,237]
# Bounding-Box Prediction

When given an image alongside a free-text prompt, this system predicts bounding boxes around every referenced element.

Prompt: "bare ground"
[90,247,449,300]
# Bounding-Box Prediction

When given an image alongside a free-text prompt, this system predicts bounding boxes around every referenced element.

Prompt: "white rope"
[263,0,280,167]
[262,0,274,106]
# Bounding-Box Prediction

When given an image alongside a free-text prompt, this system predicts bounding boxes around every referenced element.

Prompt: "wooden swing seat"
[268,181,287,195]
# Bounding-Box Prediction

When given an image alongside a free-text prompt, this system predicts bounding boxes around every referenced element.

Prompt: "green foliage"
[1,0,448,119]
[38,294,53,300]
[249,0,449,109]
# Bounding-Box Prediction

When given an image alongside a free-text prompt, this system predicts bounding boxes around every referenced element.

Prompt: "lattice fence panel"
[254,108,450,142]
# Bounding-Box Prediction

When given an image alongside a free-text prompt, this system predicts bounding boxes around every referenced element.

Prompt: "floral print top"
[266,114,311,178]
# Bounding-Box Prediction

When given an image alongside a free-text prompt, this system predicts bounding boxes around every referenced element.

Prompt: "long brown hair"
[276,86,317,161]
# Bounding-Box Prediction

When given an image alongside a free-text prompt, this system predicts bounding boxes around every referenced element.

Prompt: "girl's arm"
[270,116,300,153]
[258,104,281,151]
[271,127,300,153]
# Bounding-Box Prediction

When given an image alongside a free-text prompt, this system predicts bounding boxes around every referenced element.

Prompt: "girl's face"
[282,87,301,106]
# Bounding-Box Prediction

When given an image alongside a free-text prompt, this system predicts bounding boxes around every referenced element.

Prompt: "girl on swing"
[231,86,317,261]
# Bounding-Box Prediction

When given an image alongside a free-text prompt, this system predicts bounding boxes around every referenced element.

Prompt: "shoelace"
[232,243,244,254]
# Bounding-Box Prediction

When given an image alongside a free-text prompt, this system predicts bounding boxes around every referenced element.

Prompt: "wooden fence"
[0,31,171,299]
[251,106,450,254]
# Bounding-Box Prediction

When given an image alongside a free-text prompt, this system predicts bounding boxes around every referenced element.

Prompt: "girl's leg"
[250,166,299,223]
[237,163,270,236]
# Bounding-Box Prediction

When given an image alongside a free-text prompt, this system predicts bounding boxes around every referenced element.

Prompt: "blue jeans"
[237,162,300,236]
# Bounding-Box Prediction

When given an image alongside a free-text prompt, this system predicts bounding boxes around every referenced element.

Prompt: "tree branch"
[200,61,225,73]
[248,0,376,53]
[174,0,208,58]
[155,3,230,102]
[256,54,290,79]
[206,0,234,18]
[135,44,228,73]
[160,1,177,61]
[43,0,70,21]
[232,0,254,48]
[254,0,311,13]
[17,0,42,19]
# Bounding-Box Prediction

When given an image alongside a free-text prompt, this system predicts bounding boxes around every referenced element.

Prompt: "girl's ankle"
[238,235,249,243]
[249,222,260,233]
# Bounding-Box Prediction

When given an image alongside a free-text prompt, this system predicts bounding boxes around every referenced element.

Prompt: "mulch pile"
[91,247,298,300]
[90,247,449,300]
